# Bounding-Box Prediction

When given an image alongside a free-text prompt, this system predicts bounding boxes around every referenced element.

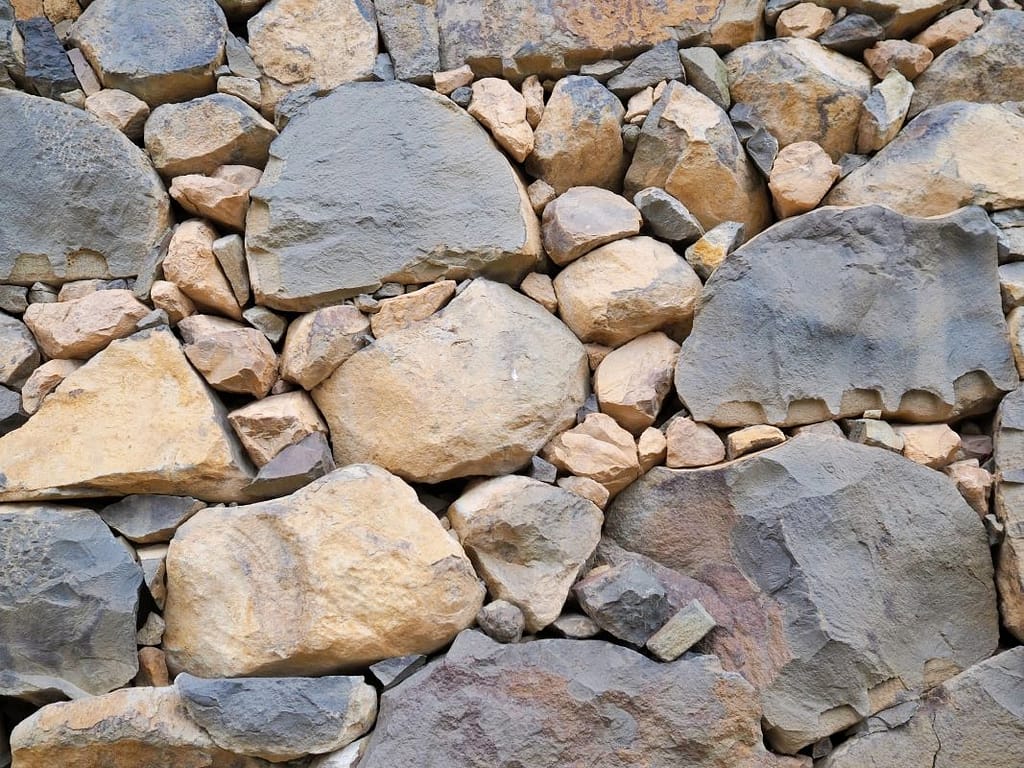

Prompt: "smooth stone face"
[164,464,485,677]
[0,90,171,286]
[246,82,540,311]
[314,280,588,483]
[676,206,1017,427]
[0,504,142,702]
[357,630,790,768]
[69,0,227,106]
[99,495,205,544]
[541,186,641,265]
[246,430,336,498]
[280,305,370,390]
[605,434,999,753]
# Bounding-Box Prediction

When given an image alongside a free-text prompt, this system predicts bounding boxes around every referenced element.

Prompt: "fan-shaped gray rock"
[245,82,541,311]
[675,205,1017,427]
[0,90,171,286]
[604,434,999,753]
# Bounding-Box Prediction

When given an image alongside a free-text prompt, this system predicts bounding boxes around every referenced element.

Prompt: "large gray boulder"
[0,504,142,704]
[0,90,172,286]
[675,205,1017,427]
[604,434,999,753]
[245,82,541,311]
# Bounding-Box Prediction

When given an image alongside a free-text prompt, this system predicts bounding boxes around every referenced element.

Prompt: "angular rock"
[593,331,679,434]
[768,140,840,218]
[633,186,704,243]
[845,418,903,452]
[557,475,611,509]
[281,305,370,390]
[666,416,726,468]
[863,39,933,81]
[541,413,640,496]
[246,430,336,497]
[605,434,998,752]
[678,46,730,111]
[0,384,25,435]
[0,329,255,501]
[606,41,682,98]
[685,221,744,280]
[374,0,438,82]
[369,280,456,338]
[625,82,771,236]
[1001,262,1024,311]
[775,3,833,38]
[22,289,149,359]
[150,280,196,325]
[676,206,1017,427]
[217,74,261,108]
[475,600,525,644]
[521,74,543,126]
[228,390,326,466]
[433,64,472,94]
[176,674,376,762]
[0,312,39,390]
[449,475,603,632]
[17,16,77,99]
[812,0,958,38]
[169,174,251,232]
[646,599,717,661]
[725,38,873,160]
[99,495,205,544]
[992,386,1024,640]
[574,561,672,645]
[541,186,641,265]
[163,220,243,320]
[944,459,991,517]
[725,424,786,458]
[69,0,227,106]
[912,8,982,54]
[84,88,150,140]
[178,314,278,398]
[746,126,779,178]
[212,232,251,306]
[638,429,666,473]
[136,647,170,688]
[164,464,485,676]
[893,423,960,468]
[0,90,171,286]
[246,82,541,310]
[368,654,426,690]
[518,272,556,312]
[314,280,587,483]
[817,13,883,56]
[553,236,703,347]
[857,71,913,154]
[0,504,141,701]
[467,77,533,162]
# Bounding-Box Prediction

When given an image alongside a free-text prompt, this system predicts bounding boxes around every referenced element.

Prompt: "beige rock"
[912,8,982,54]
[624,86,654,123]
[864,40,934,81]
[217,75,261,109]
[594,332,679,434]
[856,71,913,154]
[228,390,327,467]
[624,83,771,237]
[163,220,243,320]
[556,475,611,510]
[211,232,252,307]
[0,329,255,502]
[370,280,456,338]
[433,64,473,95]
[84,89,150,141]
[665,417,726,468]
[519,272,557,313]
[449,475,603,632]
[944,459,992,517]
[56,280,106,302]
[20,359,82,415]
[136,647,170,688]
[646,599,717,662]
[542,413,640,496]
[169,175,250,232]
[542,186,642,266]
[137,544,169,610]
[725,424,786,459]
[683,221,744,281]
[178,315,278,398]
[845,418,904,452]
[1000,264,1024,312]
[585,343,612,370]
[1010,306,1024,378]
[150,280,197,325]
[23,289,150,360]
[281,305,371,390]
[521,74,544,128]
[894,423,961,468]
[164,464,484,676]
[468,78,534,163]
[768,140,841,218]
[776,3,834,38]
[553,236,703,348]
[67,48,100,94]
[526,178,556,213]
[212,164,263,189]
[248,0,379,114]
[637,426,667,472]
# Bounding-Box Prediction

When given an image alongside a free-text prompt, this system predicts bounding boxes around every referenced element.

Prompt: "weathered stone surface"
[846,418,903,452]
[553,236,703,348]
[369,654,425,689]
[0,90,171,286]
[725,424,786,458]
[475,600,525,643]
[666,416,726,468]
[912,8,982,54]
[646,599,717,661]
[314,280,587,483]
[676,206,1016,427]
[228,390,326,466]
[281,305,370,390]
[433,63,472,94]
[678,46,730,111]
[212,232,252,306]
[519,272,556,312]
[467,77,533,162]
[246,82,540,311]
[864,39,933,81]
[893,423,960,468]
[84,88,150,140]
[607,41,682,98]
[775,3,833,38]
[0,312,39,390]
[541,186,641,265]
[944,459,991,517]
[525,75,624,194]
[176,674,376,762]
[605,434,998,752]
[633,186,705,244]
[574,560,672,645]
[449,475,602,632]
[370,280,456,338]
[164,220,243,319]
[69,0,227,106]
[17,16,77,99]
[828,102,1024,215]
[993,385,1024,641]
[150,280,196,325]
[246,430,335,497]
[99,495,205,544]
[817,13,883,56]
[910,11,1024,118]
[768,140,840,218]
[594,332,679,434]
[0,504,141,701]
[857,70,912,154]
[625,82,771,236]
[358,630,791,768]
[374,0,438,82]
[179,315,278,398]
[541,413,640,496]
[22,289,149,360]
[725,38,873,160]
[685,221,744,280]
[557,475,611,509]
[0,329,255,502]
[164,464,484,676]
[812,0,957,37]
[170,174,251,232]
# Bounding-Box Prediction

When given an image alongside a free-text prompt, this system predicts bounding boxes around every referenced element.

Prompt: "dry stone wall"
[0,0,1023,766]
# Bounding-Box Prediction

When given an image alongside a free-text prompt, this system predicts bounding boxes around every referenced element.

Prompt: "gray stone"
[243,306,287,343]
[476,600,525,644]
[817,13,884,55]
[574,561,673,646]
[246,431,337,498]
[606,41,683,98]
[1000,227,1024,263]
[550,613,600,638]
[0,385,25,435]
[646,599,717,661]
[728,101,762,142]
[225,32,260,78]
[993,208,1024,229]
[176,673,377,762]
[246,82,540,311]
[0,504,142,703]
[371,52,394,81]
[633,187,704,243]
[0,0,22,86]
[135,308,169,331]
[449,85,471,108]
[27,283,56,304]
[369,655,426,689]
[845,418,903,452]
[69,0,227,106]
[605,434,999,753]
[0,90,172,286]
[579,59,625,81]
[994,386,1024,641]
[0,312,39,391]
[373,0,439,82]
[528,455,558,483]
[745,126,778,178]
[0,286,27,315]
[857,70,912,154]
[17,18,77,100]
[98,495,205,544]
[676,205,1017,427]
[678,46,730,111]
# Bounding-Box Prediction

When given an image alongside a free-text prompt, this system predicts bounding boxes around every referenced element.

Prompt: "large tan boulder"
[22,289,150,360]
[0,329,255,502]
[164,464,484,676]
[313,280,588,483]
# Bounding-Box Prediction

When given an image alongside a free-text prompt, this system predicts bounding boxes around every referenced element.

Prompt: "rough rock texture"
[314,280,588,483]
[0,311,39,390]
[605,434,998,753]
[0,329,255,502]
[856,70,913,154]
[280,305,370,389]
[178,314,278,398]
[675,205,1016,427]
[0,504,141,702]
[84,88,150,141]
[666,416,726,468]
[593,331,679,434]
[541,412,641,496]
[542,186,641,266]
[99,495,204,544]
[374,0,438,81]
[246,82,540,310]
[369,280,456,338]
[767,140,840,218]
[0,90,171,286]
[863,39,933,80]
[448,475,603,632]
[467,77,533,162]
[574,560,673,645]
[23,289,150,359]
[912,7,981,54]
[163,220,243,320]
[358,630,792,768]
[164,464,484,676]
[994,385,1024,641]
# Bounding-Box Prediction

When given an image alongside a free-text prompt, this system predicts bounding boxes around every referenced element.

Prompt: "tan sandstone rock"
[638,426,667,472]
[594,332,679,434]
[163,220,243,320]
[521,74,544,127]
[150,280,197,325]
[84,88,150,141]
[856,71,913,154]
[519,272,557,313]
[894,423,961,468]
[20,359,83,415]
[725,424,787,459]
[228,390,327,467]
[433,65,473,95]
[542,413,640,496]
[369,280,456,338]
[169,174,251,232]
[23,289,150,359]
[281,305,371,390]
[912,8,982,54]
[776,4,834,38]
[768,140,840,218]
[863,40,933,80]
[178,315,278,398]
[467,77,534,163]
[556,475,611,509]
[665,417,726,468]
[944,459,992,517]
[541,186,642,265]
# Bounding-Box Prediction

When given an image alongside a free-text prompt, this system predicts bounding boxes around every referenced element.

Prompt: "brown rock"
[369,280,456,338]
[542,412,640,496]
[775,3,834,38]
[178,314,278,398]
[433,64,473,95]
[638,426,667,472]
[912,8,982,54]
[863,40,933,80]
[164,465,484,676]
[150,280,197,325]
[556,475,611,509]
[23,289,150,360]
[684,222,744,281]
[594,332,679,434]
[553,236,703,347]
[217,75,261,109]
[893,423,961,468]
[169,175,251,232]
[20,359,82,415]
[227,390,327,467]
[521,74,544,127]
[84,88,150,140]
[467,77,534,163]
[944,460,991,517]
[665,417,726,468]
[136,647,170,688]
[856,71,913,154]
[519,272,557,312]
[725,424,786,459]
[163,220,243,320]
[768,140,840,218]
[526,178,556,213]
[541,186,642,265]
[280,305,371,390]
